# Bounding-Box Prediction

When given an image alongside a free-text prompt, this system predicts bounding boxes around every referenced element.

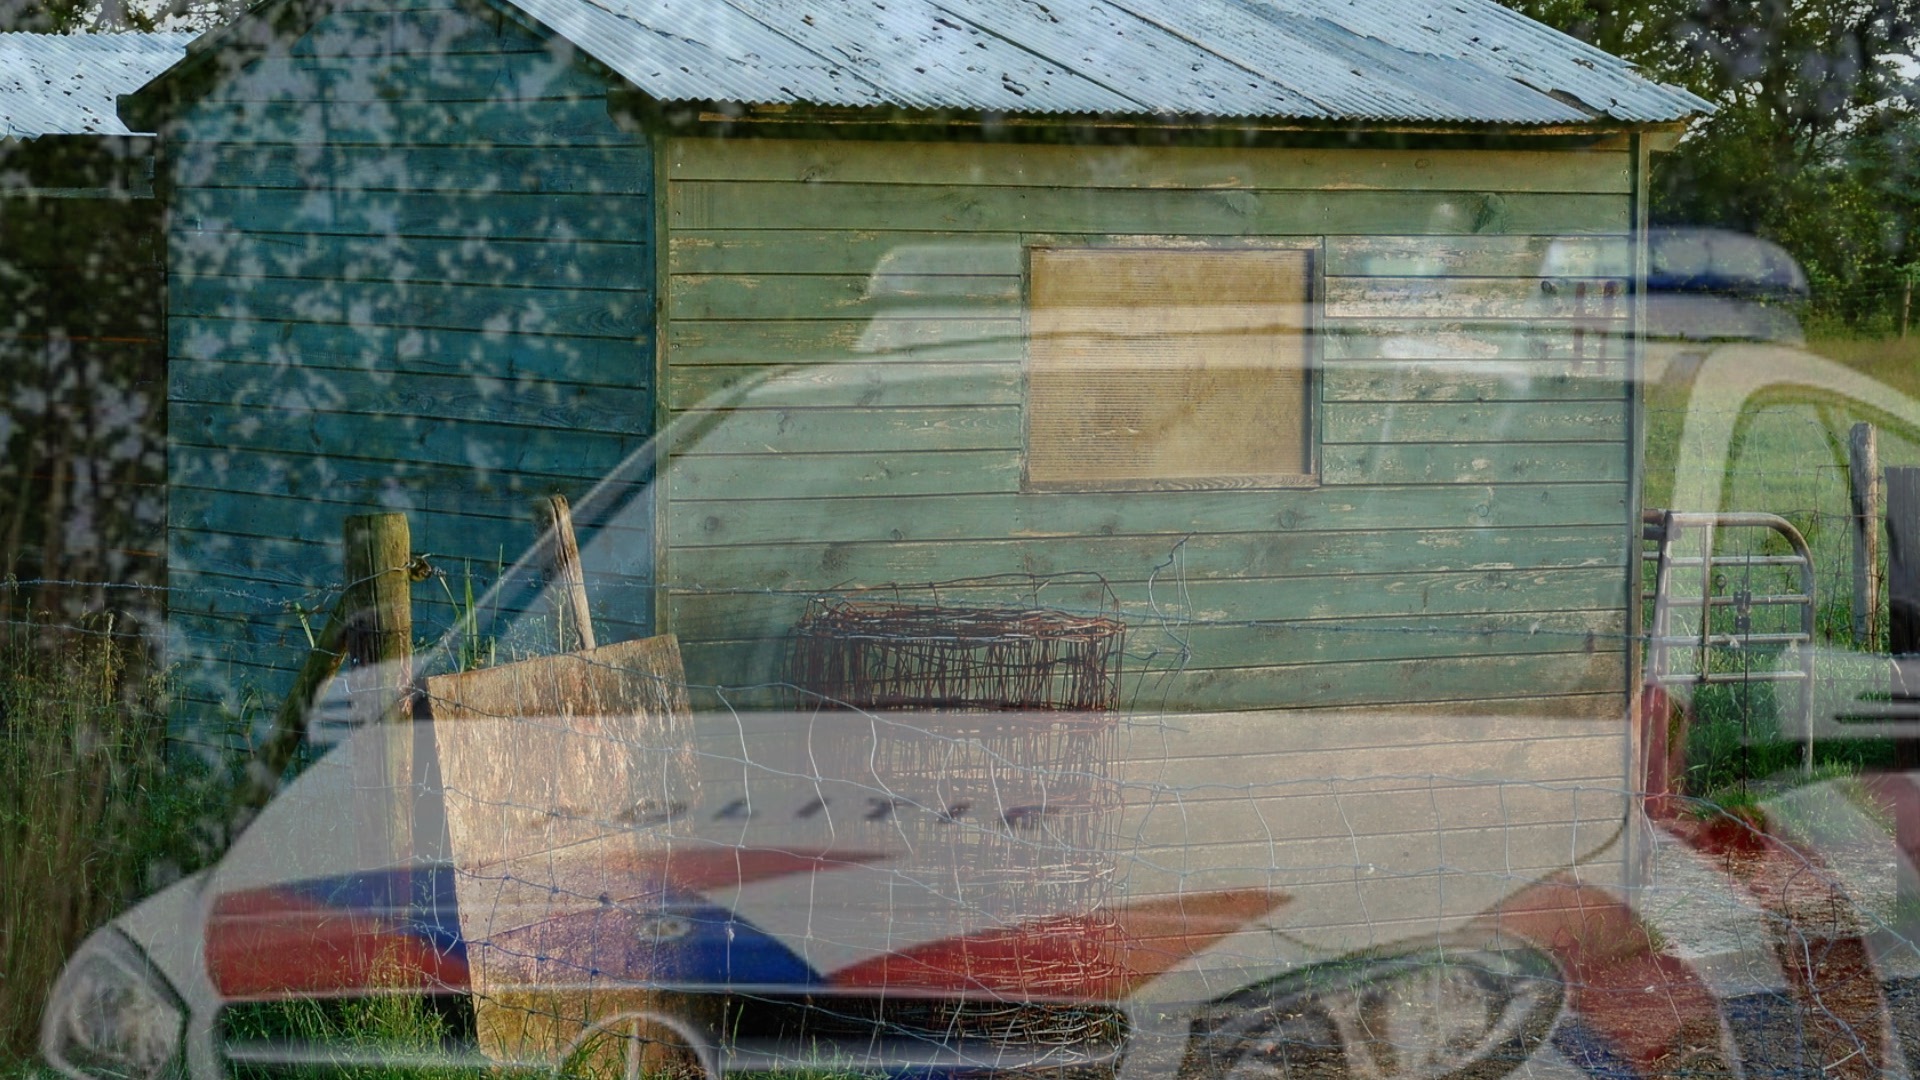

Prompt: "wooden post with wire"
[231,512,423,834]
[536,494,595,653]
[342,511,417,866]
[1852,423,1881,650]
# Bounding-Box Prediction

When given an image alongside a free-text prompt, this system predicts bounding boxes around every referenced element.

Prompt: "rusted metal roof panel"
[528,0,1708,123]
[1,31,192,138]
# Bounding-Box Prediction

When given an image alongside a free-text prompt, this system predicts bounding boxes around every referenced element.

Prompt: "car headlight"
[1181,939,1563,1079]
[41,927,185,1080]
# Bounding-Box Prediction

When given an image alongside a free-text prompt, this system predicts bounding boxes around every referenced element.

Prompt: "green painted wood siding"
[162,0,654,739]
[659,137,1636,722]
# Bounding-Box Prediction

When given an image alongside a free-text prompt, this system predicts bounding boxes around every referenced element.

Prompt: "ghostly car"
[41,255,1920,1080]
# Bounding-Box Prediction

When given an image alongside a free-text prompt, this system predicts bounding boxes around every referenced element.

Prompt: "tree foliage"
[1507,0,1920,329]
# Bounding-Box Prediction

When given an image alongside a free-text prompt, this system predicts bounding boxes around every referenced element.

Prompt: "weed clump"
[0,613,219,1063]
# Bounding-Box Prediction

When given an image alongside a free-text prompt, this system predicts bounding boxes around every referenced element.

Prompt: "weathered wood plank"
[666,139,1633,195]
[180,479,647,549]
[170,275,650,338]
[169,443,634,510]
[1321,319,1630,361]
[670,483,1632,547]
[1324,276,1629,320]
[170,98,639,146]
[667,526,1628,592]
[168,524,650,598]
[174,187,647,241]
[1325,235,1630,278]
[670,230,1023,276]
[666,318,1023,365]
[171,404,649,474]
[194,53,614,105]
[169,484,647,551]
[685,608,1625,680]
[164,605,658,703]
[686,641,1624,713]
[170,318,651,386]
[665,405,1019,453]
[171,364,650,427]
[1319,360,1628,402]
[664,566,1631,638]
[1321,442,1629,485]
[667,361,1021,409]
[669,272,1019,321]
[1322,401,1629,443]
[669,449,1022,500]
[174,144,651,195]
[686,701,1621,754]
[670,182,1632,236]
[170,231,648,290]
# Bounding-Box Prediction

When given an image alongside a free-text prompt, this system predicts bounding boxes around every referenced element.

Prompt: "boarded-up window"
[1027,247,1312,488]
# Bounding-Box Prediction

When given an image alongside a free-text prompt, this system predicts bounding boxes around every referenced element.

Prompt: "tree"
[1506,0,1920,329]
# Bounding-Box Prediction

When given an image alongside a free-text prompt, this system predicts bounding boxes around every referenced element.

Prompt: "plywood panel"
[1028,247,1310,485]
[427,635,694,1067]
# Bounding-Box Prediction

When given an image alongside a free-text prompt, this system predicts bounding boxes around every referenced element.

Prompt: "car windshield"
[9,4,1920,1080]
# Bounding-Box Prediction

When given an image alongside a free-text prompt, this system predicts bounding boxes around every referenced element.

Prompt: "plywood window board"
[1026,247,1314,490]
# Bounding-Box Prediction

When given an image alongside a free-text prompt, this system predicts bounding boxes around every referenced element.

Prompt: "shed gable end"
[161,0,657,737]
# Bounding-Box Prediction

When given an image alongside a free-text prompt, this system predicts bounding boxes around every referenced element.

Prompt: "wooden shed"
[122,1,1707,753]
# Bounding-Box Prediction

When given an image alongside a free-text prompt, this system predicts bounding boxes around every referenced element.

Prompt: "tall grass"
[0,615,179,1061]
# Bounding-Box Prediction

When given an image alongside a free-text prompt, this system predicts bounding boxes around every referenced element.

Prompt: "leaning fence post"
[1852,423,1881,649]
[536,494,595,653]
[343,511,416,865]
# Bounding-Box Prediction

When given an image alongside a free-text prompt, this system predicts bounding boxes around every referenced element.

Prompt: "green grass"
[1643,334,1920,794]
[0,609,231,1070]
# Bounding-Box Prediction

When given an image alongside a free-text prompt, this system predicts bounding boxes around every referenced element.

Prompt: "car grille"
[216,991,1127,1078]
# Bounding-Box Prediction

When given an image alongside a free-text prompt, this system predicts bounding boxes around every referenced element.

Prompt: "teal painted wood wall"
[658,137,1637,724]
[161,0,654,743]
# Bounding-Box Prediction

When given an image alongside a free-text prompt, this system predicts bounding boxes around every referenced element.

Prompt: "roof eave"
[611,92,1701,140]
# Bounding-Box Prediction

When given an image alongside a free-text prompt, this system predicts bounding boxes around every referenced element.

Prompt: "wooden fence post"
[536,494,595,653]
[343,511,415,865]
[1852,423,1881,649]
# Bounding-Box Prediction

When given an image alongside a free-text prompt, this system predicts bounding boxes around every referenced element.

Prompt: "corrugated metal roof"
[515,0,1710,123]
[1,31,192,138]
[135,0,1708,126]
